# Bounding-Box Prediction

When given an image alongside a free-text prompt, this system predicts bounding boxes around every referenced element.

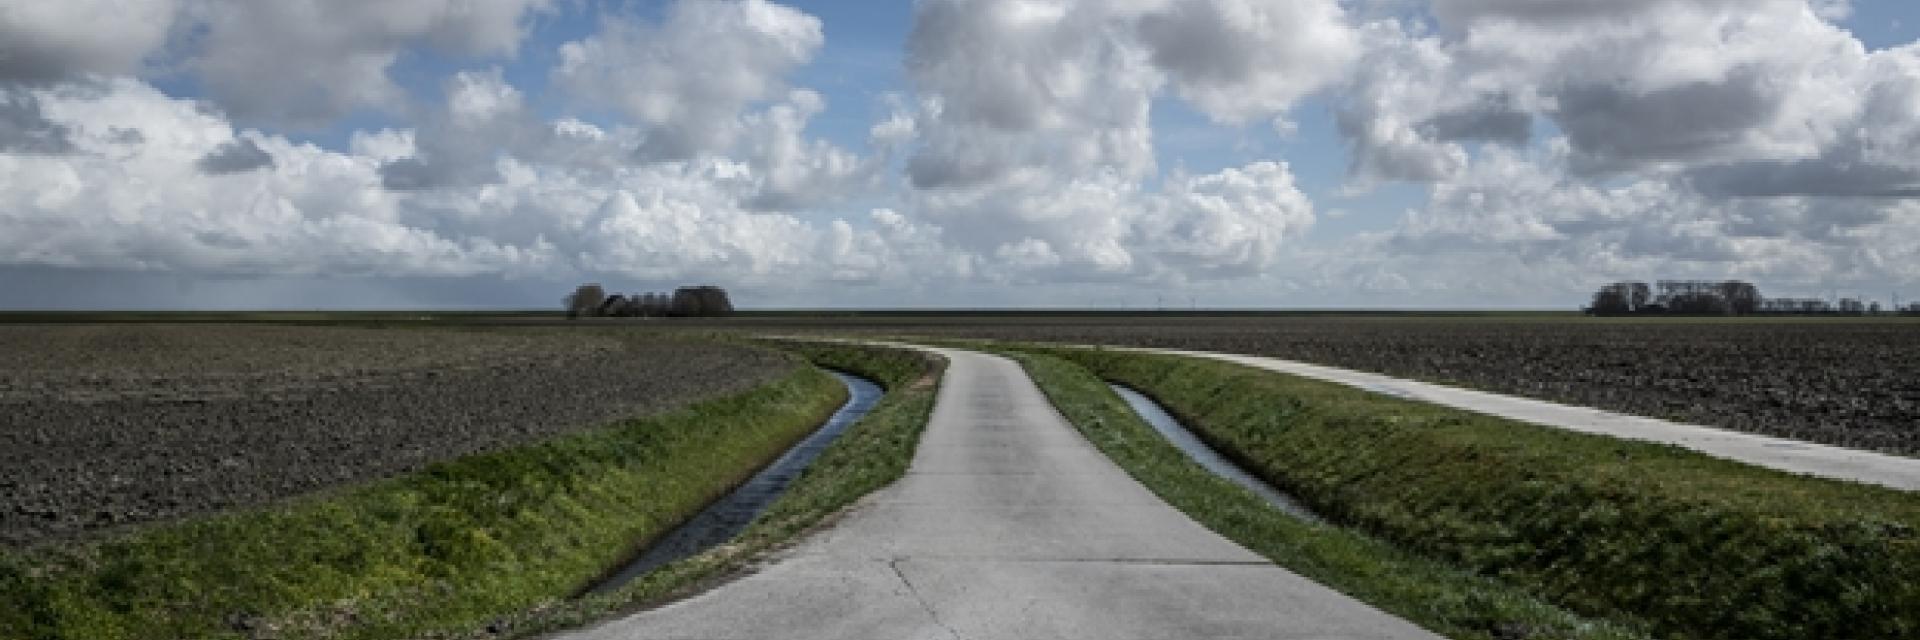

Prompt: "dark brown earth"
[0,325,793,546]
[724,315,1920,456]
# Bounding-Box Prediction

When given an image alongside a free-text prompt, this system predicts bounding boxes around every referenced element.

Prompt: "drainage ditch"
[1109,384,1324,523]
[586,370,884,594]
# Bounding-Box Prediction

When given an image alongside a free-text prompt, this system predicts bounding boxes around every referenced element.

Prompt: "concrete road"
[558,347,1440,640]
[1118,347,1920,492]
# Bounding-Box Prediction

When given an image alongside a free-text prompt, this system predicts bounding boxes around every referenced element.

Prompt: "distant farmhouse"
[565,284,734,318]
[1587,280,1918,316]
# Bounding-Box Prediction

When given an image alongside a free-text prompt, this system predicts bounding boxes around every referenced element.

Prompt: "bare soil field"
[732,315,1920,456]
[0,325,793,545]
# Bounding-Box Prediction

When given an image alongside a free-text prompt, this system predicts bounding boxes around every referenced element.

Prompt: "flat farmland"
[737,315,1920,456]
[0,325,793,545]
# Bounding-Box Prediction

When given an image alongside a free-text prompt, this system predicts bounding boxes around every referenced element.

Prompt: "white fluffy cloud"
[546,0,871,210]
[898,0,1346,283]
[1341,0,1896,183]
[903,0,1162,189]
[0,79,544,277]
[1142,162,1315,278]
[557,0,824,162]
[0,0,944,302]
[0,77,946,293]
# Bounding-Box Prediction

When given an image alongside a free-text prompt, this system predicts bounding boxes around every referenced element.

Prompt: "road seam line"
[885,556,963,640]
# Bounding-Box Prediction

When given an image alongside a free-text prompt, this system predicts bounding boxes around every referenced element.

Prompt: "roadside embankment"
[1017,344,1919,640]
[994,347,1644,640]
[0,343,862,640]
[461,339,945,639]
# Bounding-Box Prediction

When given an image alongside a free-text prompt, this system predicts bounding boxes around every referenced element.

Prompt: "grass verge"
[441,339,945,639]
[0,351,848,640]
[982,346,1646,640]
[1013,344,1919,640]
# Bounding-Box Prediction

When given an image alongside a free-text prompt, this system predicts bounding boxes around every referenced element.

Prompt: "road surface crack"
[887,557,962,640]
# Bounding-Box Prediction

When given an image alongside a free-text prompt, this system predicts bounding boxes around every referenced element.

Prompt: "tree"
[670,286,734,317]
[1628,282,1652,312]
[564,283,606,319]
[599,294,632,317]
[1718,281,1760,315]
[1588,283,1632,315]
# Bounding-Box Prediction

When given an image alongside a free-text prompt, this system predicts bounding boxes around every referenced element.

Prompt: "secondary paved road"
[559,347,1439,640]
[1116,347,1920,492]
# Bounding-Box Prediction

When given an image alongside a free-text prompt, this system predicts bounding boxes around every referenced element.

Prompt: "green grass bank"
[474,339,944,638]
[988,347,1644,640]
[0,343,913,640]
[1014,344,1918,640]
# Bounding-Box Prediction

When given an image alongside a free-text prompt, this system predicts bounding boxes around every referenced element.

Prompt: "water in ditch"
[586,370,884,595]
[1109,384,1324,523]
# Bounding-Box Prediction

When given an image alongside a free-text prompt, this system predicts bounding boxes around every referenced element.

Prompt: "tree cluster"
[1588,280,1897,316]
[565,284,734,318]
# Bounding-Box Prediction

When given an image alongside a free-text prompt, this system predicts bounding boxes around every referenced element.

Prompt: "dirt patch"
[0,325,793,546]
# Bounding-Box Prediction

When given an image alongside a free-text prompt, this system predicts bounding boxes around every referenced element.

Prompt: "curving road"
[1114,347,1920,492]
[558,347,1439,640]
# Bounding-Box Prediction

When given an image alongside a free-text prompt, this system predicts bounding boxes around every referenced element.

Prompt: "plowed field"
[747,315,1920,456]
[0,325,792,545]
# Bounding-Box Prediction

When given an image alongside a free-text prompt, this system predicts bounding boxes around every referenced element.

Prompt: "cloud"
[0,79,535,277]
[1334,138,1920,303]
[556,0,824,162]
[902,158,1317,284]
[0,75,958,300]
[196,136,274,174]
[1139,161,1316,278]
[1812,0,1853,21]
[0,0,555,128]
[897,0,1340,284]
[1416,97,1532,146]
[1137,0,1358,124]
[378,68,537,190]
[0,0,179,83]
[0,88,76,154]
[1339,0,1887,184]
[1684,45,1920,197]
[1334,21,1477,184]
[1550,65,1787,172]
[903,0,1161,189]
[736,90,874,210]
[186,0,553,127]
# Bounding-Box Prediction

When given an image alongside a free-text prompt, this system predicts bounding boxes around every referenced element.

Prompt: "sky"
[4,0,1920,310]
